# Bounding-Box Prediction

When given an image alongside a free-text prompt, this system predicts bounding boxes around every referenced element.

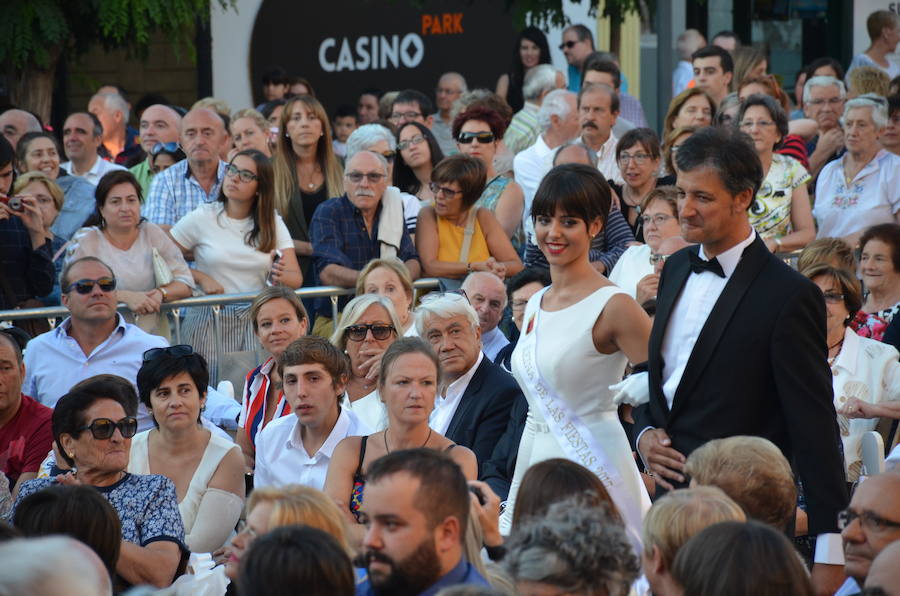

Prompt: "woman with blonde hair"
[355,258,416,336]
[330,294,403,429]
[12,171,67,305]
[231,108,272,157]
[731,45,768,91]
[272,95,344,278]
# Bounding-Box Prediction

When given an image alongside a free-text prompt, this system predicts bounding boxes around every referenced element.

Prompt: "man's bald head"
[139,104,182,153]
[180,107,227,165]
[0,109,41,149]
[866,539,900,595]
[461,271,507,333]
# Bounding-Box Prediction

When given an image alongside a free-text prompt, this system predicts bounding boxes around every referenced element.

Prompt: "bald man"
[143,107,228,230]
[129,104,183,194]
[865,539,900,595]
[461,271,510,361]
[0,109,41,149]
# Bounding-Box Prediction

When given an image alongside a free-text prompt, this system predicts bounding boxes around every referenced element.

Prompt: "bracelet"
[157,286,168,301]
[466,262,473,274]
[774,238,783,251]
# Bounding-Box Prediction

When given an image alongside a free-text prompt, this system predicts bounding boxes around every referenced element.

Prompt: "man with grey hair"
[0,536,113,596]
[345,124,420,235]
[432,72,468,155]
[460,271,509,361]
[673,29,706,95]
[504,64,565,155]
[416,292,519,464]
[60,112,126,185]
[0,108,41,149]
[513,89,580,245]
[88,92,142,167]
[309,150,419,334]
[804,75,848,178]
[129,104,183,195]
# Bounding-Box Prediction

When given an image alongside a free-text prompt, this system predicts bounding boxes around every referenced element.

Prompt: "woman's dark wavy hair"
[86,169,145,228]
[393,121,444,195]
[507,26,552,112]
[531,163,611,227]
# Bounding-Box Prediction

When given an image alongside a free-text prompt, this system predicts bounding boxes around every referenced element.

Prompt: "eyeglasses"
[345,172,386,184]
[838,508,900,533]
[807,97,844,107]
[457,131,495,145]
[151,142,180,155]
[649,253,671,266]
[397,135,427,151]
[739,120,775,129]
[618,152,653,165]
[76,416,138,440]
[225,163,258,183]
[65,277,117,295]
[823,292,845,304]
[639,214,676,227]
[390,111,422,123]
[345,323,396,341]
[429,182,463,197]
[236,520,260,541]
[143,344,194,362]
[559,40,578,50]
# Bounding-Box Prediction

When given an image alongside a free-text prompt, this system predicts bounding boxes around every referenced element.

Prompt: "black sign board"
[249,0,518,113]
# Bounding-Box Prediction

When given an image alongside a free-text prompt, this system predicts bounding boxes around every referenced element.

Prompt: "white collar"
[286,406,352,459]
[833,326,860,374]
[442,351,484,401]
[698,228,756,277]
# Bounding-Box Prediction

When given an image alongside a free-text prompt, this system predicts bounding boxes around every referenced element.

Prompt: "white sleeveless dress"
[500,285,651,546]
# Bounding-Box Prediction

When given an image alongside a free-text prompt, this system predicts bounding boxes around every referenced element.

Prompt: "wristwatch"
[774,237,783,251]
[157,286,168,301]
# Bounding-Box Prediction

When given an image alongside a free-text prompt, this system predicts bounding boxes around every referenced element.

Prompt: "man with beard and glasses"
[356,448,488,595]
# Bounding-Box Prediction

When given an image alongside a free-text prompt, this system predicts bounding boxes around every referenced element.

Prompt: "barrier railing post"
[211,304,222,385]
[330,295,339,322]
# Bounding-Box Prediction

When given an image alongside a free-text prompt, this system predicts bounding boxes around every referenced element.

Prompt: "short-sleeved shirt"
[310,193,418,318]
[813,150,900,238]
[14,473,185,547]
[170,202,294,295]
[504,103,541,155]
[749,154,811,240]
[143,159,227,227]
[0,394,52,485]
[51,174,98,241]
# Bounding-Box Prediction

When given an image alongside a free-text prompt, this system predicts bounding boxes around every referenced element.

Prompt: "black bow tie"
[688,251,726,277]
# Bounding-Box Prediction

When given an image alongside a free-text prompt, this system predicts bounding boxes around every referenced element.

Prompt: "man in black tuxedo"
[633,126,848,594]
[416,293,520,467]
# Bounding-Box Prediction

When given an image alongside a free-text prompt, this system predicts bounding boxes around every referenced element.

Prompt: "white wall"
[852,0,900,67]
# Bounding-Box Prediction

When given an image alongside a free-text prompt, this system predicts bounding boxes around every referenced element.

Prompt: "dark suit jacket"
[480,394,528,499]
[633,236,848,536]
[444,355,521,469]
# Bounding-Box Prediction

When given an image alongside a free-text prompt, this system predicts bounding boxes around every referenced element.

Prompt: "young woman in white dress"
[501,163,653,549]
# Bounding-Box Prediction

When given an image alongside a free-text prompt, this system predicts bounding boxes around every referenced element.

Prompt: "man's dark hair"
[0,134,14,169]
[392,90,435,119]
[366,448,470,537]
[888,94,900,117]
[136,349,210,426]
[692,45,734,74]
[506,269,550,303]
[14,484,122,580]
[582,54,621,89]
[711,31,741,46]
[333,104,358,121]
[262,66,289,86]
[65,111,103,139]
[277,336,350,395]
[578,83,620,115]
[0,330,23,364]
[237,526,355,596]
[566,24,594,46]
[260,98,287,121]
[360,87,384,100]
[674,126,763,200]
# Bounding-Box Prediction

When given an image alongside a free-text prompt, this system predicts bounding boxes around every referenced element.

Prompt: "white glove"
[610,371,650,406]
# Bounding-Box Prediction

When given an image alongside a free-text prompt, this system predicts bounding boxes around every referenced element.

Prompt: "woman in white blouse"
[170,149,302,379]
[803,263,900,482]
[67,170,193,338]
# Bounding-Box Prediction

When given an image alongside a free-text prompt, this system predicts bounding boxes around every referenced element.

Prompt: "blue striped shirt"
[143,159,226,226]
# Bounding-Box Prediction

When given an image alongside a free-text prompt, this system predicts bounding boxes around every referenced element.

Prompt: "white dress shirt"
[430,351,484,435]
[61,156,126,186]
[608,244,653,299]
[513,135,554,243]
[481,327,510,362]
[253,406,371,491]
[581,132,624,186]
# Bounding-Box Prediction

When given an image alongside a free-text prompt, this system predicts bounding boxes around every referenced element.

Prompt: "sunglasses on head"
[457,131,495,145]
[420,289,469,304]
[77,416,138,440]
[151,142,180,156]
[345,323,395,341]
[143,344,194,362]
[66,277,117,295]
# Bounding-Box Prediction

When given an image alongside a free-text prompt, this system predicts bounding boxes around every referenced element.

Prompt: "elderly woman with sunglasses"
[13,376,186,589]
[329,294,403,431]
[129,346,245,554]
[417,154,523,286]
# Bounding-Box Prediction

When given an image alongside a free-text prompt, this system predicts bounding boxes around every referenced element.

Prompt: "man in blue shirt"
[561,24,595,92]
[310,150,419,334]
[356,448,488,596]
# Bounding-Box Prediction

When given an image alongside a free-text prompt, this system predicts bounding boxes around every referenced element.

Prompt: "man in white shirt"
[417,293,519,465]
[577,84,623,185]
[60,112,125,185]
[253,336,370,490]
[513,89,579,245]
[460,271,509,361]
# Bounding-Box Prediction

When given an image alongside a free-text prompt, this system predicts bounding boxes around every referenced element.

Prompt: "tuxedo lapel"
[669,237,770,421]
[445,357,487,439]
[649,247,693,411]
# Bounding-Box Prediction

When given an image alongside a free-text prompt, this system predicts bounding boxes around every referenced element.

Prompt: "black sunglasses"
[559,40,578,50]
[65,277,117,294]
[143,344,194,362]
[457,131,495,144]
[151,141,180,156]
[345,323,395,342]
[77,416,138,440]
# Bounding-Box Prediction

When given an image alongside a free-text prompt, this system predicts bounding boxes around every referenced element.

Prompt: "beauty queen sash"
[519,296,647,549]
